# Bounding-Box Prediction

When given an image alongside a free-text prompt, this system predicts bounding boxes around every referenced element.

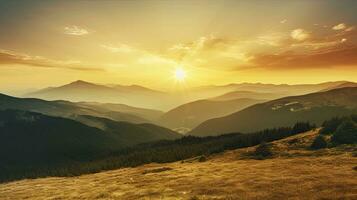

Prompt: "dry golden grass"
[0,130,356,200]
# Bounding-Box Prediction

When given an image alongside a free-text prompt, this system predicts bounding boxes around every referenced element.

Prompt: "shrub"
[198,155,207,162]
[310,135,327,150]
[254,142,272,158]
[331,119,357,144]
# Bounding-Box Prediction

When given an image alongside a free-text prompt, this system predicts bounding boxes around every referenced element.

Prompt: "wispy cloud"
[250,45,357,70]
[164,23,356,71]
[64,25,89,36]
[166,35,253,70]
[101,44,134,53]
[332,23,355,32]
[291,29,310,41]
[0,49,102,71]
[280,19,287,24]
[332,23,346,30]
[102,43,178,67]
[101,21,356,72]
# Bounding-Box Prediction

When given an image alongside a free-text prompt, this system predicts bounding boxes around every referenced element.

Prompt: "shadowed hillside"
[0,110,180,182]
[190,87,357,136]
[74,115,181,145]
[77,102,163,121]
[210,90,285,101]
[159,98,265,130]
[0,117,312,182]
[0,93,163,124]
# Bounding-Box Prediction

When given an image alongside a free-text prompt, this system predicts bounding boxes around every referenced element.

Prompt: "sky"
[0,0,357,93]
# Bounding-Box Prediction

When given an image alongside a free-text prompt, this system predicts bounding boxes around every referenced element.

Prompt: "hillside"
[159,98,265,130]
[0,110,115,165]
[0,93,161,124]
[74,115,181,146]
[190,87,357,136]
[210,90,284,101]
[320,82,357,92]
[0,110,180,182]
[1,130,355,199]
[0,119,312,183]
[77,102,163,121]
[189,81,349,100]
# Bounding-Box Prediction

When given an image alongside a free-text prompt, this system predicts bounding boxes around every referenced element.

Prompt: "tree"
[310,135,327,150]
[320,117,345,135]
[331,119,357,144]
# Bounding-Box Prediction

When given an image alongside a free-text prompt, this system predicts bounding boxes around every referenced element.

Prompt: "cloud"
[101,43,178,67]
[137,54,176,65]
[280,19,287,24]
[0,49,102,71]
[167,35,254,70]
[332,23,346,30]
[102,25,357,72]
[332,23,355,33]
[345,26,355,32]
[64,25,89,36]
[250,46,357,70]
[256,32,287,46]
[291,29,310,41]
[101,44,134,53]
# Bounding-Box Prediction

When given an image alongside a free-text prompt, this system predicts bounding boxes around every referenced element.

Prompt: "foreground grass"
[0,131,356,200]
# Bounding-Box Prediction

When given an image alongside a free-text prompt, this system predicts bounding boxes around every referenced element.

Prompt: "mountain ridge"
[159,98,266,131]
[190,87,357,136]
[0,93,162,124]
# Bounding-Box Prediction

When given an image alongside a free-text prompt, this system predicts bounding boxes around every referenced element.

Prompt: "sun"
[174,68,186,81]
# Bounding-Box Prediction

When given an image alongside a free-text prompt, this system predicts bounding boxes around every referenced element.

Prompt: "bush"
[310,135,327,150]
[254,142,272,158]
[331,119,357,144]
[198,155,207,162]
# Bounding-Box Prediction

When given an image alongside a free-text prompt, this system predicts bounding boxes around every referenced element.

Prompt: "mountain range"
[25,80,171,110]
[190,87,357,136]
[187,81,350,100]
[24,80,355,111]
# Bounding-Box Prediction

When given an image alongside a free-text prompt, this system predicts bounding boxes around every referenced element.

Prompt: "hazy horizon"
[2,79,355,97]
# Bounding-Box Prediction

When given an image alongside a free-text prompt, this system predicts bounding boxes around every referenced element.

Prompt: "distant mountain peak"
[67,80,98,86]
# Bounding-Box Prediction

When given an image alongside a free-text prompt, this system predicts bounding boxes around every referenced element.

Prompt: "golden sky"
[0,0,357,93]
